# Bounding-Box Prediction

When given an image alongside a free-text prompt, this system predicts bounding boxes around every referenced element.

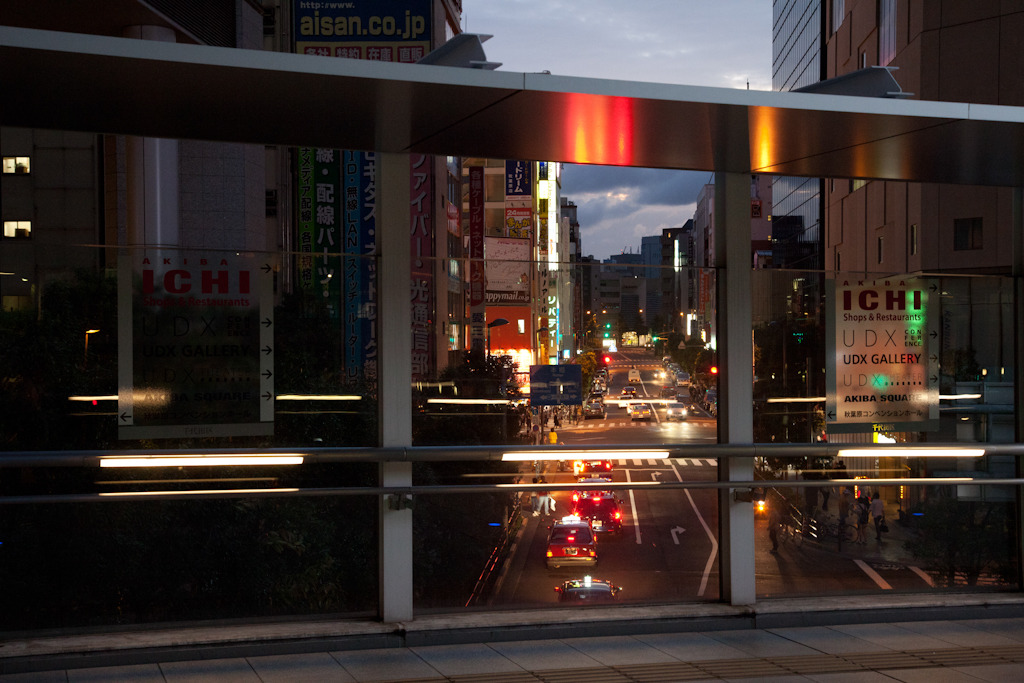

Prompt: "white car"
[666,402,689,421]
[628,368,641,383]
[629,403,653,421]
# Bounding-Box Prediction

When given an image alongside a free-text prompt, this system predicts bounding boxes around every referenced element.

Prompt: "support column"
[714,172,756,605]
[1012,186,1024,590]
[378,152,413,623]
[124,26,178,248]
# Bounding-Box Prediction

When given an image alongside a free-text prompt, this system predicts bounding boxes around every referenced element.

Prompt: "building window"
[835,250,841,271]
[879,0,897,66]
[852,179,867,192]
[877,236,884,263]
[2,156,30,174]
[860,51,867,69]
[909,223,918,256]
[3,220,32,238]
[953,217,983,250]
[832,0,845,34]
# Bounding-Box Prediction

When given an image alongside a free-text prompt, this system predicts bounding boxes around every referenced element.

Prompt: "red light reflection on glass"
[565,94,635,165]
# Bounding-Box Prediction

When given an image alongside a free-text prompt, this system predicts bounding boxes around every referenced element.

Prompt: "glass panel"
[752,268,1019,597]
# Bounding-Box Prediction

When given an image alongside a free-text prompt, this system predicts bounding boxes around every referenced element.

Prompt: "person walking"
[854,495,869,544]
[870,492,885,542]
[768,504,782,552]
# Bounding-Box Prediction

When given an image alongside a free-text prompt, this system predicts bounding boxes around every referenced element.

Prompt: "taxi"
[554,575,622,603]
[571,481,623,535]
[545,515,598,569]
[629,402,653,421]
[573,458,614,479]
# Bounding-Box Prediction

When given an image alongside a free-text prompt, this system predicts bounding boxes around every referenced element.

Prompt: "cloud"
[561,165,709,260]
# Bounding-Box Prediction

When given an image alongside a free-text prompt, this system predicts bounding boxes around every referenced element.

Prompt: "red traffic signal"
[603,355,611,365]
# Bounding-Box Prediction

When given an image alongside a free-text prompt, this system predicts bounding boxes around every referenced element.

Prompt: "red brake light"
[604,462,612,470]
[572,493,580,502]
[614,511,622,520]
[567,535,575,543]
[592,495,601,502]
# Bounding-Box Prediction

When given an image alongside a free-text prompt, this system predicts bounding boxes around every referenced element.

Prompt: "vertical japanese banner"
[361,153,378,387]
[410,154,433,380]
[504,160,532,238]
[343,151,362,382]
[468,166,486,355]
[294,0,432,384]
[315,149,342,320]
[297,148,314,289]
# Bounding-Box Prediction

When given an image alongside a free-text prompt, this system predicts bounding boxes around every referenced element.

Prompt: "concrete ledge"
[3,593,1024,675]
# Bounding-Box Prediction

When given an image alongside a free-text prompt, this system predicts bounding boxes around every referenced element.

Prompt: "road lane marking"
[854,558,893,589]
[908,565,935,586]
[624,468,642,544]
[670,460,718,597]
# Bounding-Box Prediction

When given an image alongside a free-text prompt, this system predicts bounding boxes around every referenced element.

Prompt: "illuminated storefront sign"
[826,276,939,433]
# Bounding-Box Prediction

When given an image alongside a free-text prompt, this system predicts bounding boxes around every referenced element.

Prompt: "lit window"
[909,224,918,256]
[2,156,30,174]
[518,319,525,334]
[3,221,31,238]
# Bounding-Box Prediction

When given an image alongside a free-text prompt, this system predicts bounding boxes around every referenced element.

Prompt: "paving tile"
[486,638,604,670]
[891,620,1021,648]
[0,671,74,682]
[408,643,524,677]
[829,622,954,651]
[636,631,755,661]
[159,657,260,682]
[960,618,1024,643]
[559,634,681,666]
[330,647,440,681]
[704,629,820,658]
[952,663,1024,682]
[67,664,165,682]
[878,667,988,682]
[247,652,356,682]
[766,626,889,655]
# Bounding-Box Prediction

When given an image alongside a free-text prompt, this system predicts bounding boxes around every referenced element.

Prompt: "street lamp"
[486,318,509,356]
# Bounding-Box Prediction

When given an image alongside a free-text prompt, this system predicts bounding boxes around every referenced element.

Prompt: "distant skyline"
[461,1,773,260]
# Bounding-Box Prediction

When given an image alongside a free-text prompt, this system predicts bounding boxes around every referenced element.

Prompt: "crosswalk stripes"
[614,458,718,467]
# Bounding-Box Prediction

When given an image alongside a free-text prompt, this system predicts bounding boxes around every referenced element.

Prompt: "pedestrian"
[768,504,782,552]
[548,428,558,445]
[554,410,561,428]
[839,487,853,540]
[870,492,885,541]
[855,495,869,544]
[530,477,540,516]
[531,423,542,445]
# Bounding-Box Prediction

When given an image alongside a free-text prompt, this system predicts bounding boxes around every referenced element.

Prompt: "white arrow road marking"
[671,460,718,598]
[670,526,686,544]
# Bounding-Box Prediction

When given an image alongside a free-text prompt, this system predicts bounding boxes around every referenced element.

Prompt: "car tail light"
[603,462,612,470]
[588,549,596,556]
[567,535,575,543]
[592,495,601,502]
[546,550,553,557]
[572,492,580,502]
[614,511,622,520]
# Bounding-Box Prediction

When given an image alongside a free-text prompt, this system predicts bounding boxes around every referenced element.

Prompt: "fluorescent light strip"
[68,395,119,402]
[837,449,985,459]
[275,394,362,401]
[99,488,301,497]
[427,398,511,405]
[502,450,670,462]
[100,455,304,468]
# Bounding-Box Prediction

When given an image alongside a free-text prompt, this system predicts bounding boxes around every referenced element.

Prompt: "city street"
[488,352,949,607]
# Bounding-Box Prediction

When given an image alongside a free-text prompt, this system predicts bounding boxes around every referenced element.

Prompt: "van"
[628,368,641,383]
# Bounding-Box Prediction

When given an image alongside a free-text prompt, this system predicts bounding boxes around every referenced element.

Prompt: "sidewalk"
[4,606,1024,680]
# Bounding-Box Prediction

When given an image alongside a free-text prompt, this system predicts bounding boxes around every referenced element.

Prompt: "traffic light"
[603,355,611,365]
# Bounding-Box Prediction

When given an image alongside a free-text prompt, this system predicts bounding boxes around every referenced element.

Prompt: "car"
[676,371,691,387]
[554,576,622,602]
[572,485,623,535]
[583,401,606,419]
[627,368,641,383]
[588,392,605,404]
[545,516,598,569]
[660,385,677,398]
[666,401,689,421]
[629,402,653,421]
[620,385,637,397]
[573,458,614,478]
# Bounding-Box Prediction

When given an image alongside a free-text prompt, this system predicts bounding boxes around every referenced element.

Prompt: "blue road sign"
[529,365,582,406]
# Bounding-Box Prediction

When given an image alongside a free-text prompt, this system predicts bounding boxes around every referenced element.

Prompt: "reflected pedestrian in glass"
[870,492,885,542]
